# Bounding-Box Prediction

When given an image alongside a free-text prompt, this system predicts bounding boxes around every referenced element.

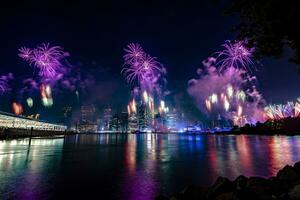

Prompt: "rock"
[247,177,271,188]
[180,185,198,199]
[155,194,170,200]
[234,175,248,191]
[280,192,292,200]
[179,185,207,199]
[243,177,274,200]
[289,184,300,200]
[269,178,289,198]
[236,187,260,200]
[277,165,299,182]
[216,192,238,200]
[170,194,183,200]
[294,162,300,174]
[207,177,234,199]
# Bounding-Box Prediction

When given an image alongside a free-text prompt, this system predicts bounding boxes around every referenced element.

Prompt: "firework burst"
[216,40,255,72]
[264,100,300,120]
[121,43,163,87]
[0,73,13,95]
[18,43,68,78]
[12,102,23,115]
[40,83,53,107]
[18,47,32,61]
[188,54,264,127]
[123,43,144,64]
[0,79,8,94]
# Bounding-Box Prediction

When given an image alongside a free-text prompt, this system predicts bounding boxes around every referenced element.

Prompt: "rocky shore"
[156,161,300,200]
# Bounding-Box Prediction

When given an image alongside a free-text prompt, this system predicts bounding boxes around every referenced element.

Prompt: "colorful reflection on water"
[1,134,300,199]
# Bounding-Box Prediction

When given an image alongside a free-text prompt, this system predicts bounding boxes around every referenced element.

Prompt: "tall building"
[79,104,97,133]
[102,107,112,131]
[137,101,153,131]
[81,104,96,122]
[166,108,179,130]
[110,112,128,132]
[128,112,138,132]
[59,106,72,128]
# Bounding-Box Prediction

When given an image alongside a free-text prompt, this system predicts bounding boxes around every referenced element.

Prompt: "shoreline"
[1,130,300,140]
[156,161,300,200]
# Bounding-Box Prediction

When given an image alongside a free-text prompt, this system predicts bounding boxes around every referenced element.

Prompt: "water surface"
[1,134,300,199]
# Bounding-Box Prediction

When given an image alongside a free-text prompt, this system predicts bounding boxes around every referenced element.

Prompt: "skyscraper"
[79,104,97,132]
[102,107,112,131]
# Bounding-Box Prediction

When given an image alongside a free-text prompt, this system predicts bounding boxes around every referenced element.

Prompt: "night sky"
[0,0,299,121]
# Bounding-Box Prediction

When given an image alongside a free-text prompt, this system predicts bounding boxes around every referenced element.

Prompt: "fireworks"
[188,51,264,127]
[158,100,169,114]
[216,40,255,72]
[12,102,23,115]
[226,84,234,99]
[188,39,263,127]
[224,97,230,111]
[143,90,149,103]
[127,99,137,115]
[40,84,53,107]
[26,97,33,108]
[0,73,13,95]
[236,90,246,102]
[205,99,212,111]
[18,47,32,61]
[205,84,247,112]
[264,100,300,120]
[18,43,68,78]
[123,43,144,65]
[237,105,243,116]
[121,43,164,91]
[0,78,8,94]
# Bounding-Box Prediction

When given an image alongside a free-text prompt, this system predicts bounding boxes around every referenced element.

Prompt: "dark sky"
[0,0,300,121]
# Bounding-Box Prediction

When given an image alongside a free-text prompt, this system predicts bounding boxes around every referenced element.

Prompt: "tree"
[225,0,300,63]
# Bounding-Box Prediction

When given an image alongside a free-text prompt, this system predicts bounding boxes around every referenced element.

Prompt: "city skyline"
[1,1,300,125]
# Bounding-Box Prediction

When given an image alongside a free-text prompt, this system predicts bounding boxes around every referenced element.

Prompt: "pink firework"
[18,43,68,78]
[122,52,161,84]
[0,73,13,95]
[12,102,23,115]
[18,47,32,61]
[123,43,144,65]
[0,79,8,94]
[216,40,255,72]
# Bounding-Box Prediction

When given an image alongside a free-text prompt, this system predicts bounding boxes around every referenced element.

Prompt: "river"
[1,134,300,199]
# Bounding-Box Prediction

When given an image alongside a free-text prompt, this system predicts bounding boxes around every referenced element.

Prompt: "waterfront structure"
[0,111,66,131]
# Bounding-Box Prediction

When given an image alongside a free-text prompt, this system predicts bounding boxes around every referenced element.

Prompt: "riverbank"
[156,161,300,200]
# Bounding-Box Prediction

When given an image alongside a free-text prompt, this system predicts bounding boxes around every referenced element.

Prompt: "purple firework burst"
[122,44,162,84]
[0,79,8,94]
[216,40,255,72]
[18,43,68,78]
[0,73,13,95]
[123,43,144,65]
[18,47,32,61]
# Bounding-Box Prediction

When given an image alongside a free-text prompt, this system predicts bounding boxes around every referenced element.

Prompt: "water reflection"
[2,134,300,199]
[0,138,64,199]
